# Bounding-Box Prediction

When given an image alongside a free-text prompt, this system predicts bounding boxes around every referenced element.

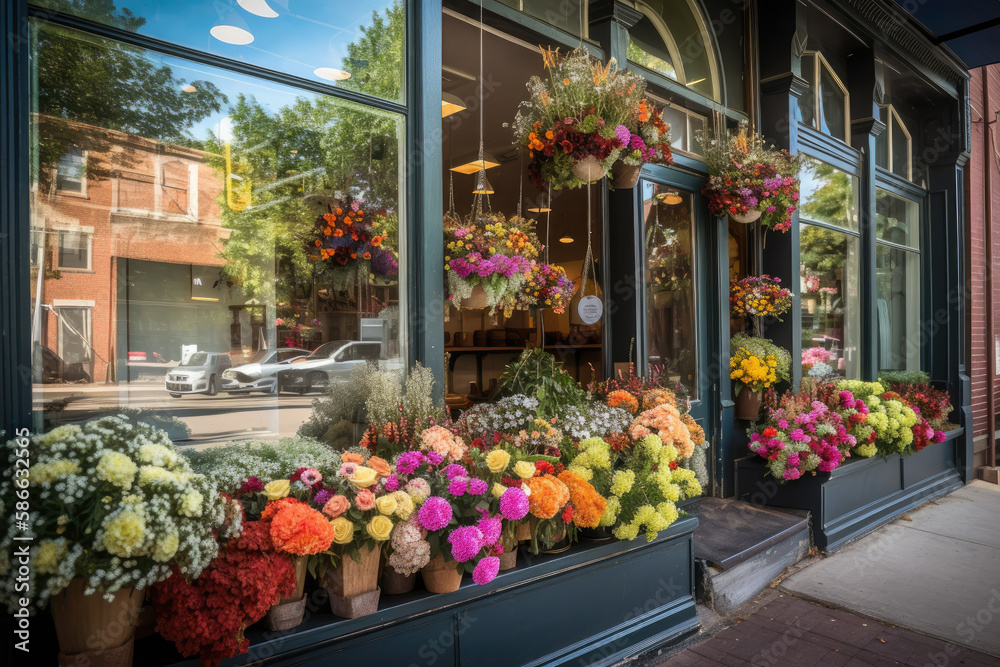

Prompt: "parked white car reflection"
[221,347,310,395]
[277,340,381,394]
[166,352,232,397]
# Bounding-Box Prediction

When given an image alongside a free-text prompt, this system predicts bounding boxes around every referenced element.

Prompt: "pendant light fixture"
[442,92,467,118]
[470,0,495,202]
[527,188,552,213]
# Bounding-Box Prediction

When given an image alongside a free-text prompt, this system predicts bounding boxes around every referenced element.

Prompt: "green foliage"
[878,370,930,386]
[497,348,588,418]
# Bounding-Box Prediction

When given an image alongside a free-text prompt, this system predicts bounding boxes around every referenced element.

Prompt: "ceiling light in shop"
[442,92,466,118]
[237,0,279,18]
[527,205,552,213]
[181,84,197,93]
[559,236,574,244]
[314,67,352,81]
[472,173,494,195]
[210,25,255,45]
[658,190,683,205]
[687,77,707,86]
[450,151,500,174]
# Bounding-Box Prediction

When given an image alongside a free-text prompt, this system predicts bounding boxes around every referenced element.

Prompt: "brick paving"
[659,594,1000,667]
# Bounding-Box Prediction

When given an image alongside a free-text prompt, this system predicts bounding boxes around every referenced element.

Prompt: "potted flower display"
[730,274,793,337]
[0,418,238,667]
[309,196,398,290]
[698,121,802,229]
[513,46,672,190]
[730,333,791,420]
[610,98,674,188]
[519,261,575,314]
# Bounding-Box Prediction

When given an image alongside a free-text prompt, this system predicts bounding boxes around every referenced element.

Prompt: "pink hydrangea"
[477,515,502,546]
[417,496,453,531]
[468,478,488,495]
[447,526,484,562]
[448,477,468,496]
[472,556,501,585]
[384,474,400,492]
[499,487,529,521]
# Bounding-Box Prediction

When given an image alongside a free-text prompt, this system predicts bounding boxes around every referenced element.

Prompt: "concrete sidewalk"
[659,593,1000,666]
[779,481,1000,657]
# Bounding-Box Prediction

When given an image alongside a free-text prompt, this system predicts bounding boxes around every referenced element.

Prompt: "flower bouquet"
[520,262,575,314]
[730,275,793,321]
[444,212,540,315]
[513,46,670,190]
[697,121,802,230]
[730,333,791,420]
[610,98,674,188]
[0,418,238,665]
[309,196,398,291]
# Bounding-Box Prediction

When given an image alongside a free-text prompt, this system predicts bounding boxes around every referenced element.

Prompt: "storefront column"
[0,0,31,433]
[755,0,808,389]
[849,50,884,382]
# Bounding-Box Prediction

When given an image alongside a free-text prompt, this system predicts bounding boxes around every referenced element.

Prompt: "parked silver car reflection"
[277,340,381,394]
[221,347,310,395]
[166,352,232,397]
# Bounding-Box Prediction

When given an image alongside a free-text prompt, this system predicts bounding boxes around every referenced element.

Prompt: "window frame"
[801,51,851,144]
[646,93,707,157]
[55,226,93,272]
[877,104,913,181]
[55,146,88,197]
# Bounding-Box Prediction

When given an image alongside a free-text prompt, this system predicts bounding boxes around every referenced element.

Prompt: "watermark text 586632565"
[11,426,34,653]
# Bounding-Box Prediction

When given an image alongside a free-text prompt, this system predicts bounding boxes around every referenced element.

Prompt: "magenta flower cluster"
[499,486,529,521]
[418,496,453,531]
[449,253,532,279]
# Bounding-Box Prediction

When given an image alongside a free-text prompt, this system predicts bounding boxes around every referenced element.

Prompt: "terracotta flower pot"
[572,155,606,182]
[730,209,762,224]
[734,386,763,421]
[264,555,309,631]
[323,544,381,618]
[421,553,463,594]
[611,161,642,189]
[380,565,417,595]
[49,579,143,667]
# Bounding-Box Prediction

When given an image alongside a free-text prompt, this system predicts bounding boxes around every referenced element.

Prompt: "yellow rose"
[491,482,506,499]
[392,491,415,520]
[485,450,511,474]
[513,460,535,479]
[331,517,354,545]
[263,479,290,500]
[366,515,394,542]
[375,495,398,516]
[349,466,379,489]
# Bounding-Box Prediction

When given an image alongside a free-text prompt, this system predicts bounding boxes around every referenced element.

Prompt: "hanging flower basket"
[572,155,606,182]
[697,121,802,233]
[513,47,673,191]
[611,161,642,189]
[461,285,489,310]
[729,209,762,224]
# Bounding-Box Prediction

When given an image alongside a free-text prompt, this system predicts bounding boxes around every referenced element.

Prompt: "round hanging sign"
[577,295,603,325]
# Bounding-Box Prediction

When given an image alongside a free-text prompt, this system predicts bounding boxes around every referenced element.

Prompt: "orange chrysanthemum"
[340,452,366,465]
[641,388,676,410]
[680,413,705,446]
[557,470,606,529]
[523,474,570,520]
[366,456,392,478]
[261,496,304,521]
[270,502,337,556]
[607,390,639,413]
[629,402,695,459]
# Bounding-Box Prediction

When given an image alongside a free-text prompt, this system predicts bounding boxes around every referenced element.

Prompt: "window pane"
[800,224,860,378]
[29,0,406,104]
[643,182,697,395]
[799,157,859,231]
[876,244,921,371]
[497,0,584,36]
[660,104,688,149]
[31,22,404,444]
[875,107,889,170]
[627,0,719,101]
[57,147,84,192]
[891,116,909,180]
[875,189,919,248]
[798,54,815,128]
[819,65,846,140]
[58,231,89,269]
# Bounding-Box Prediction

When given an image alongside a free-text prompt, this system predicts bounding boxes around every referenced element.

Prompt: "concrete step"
[689,497,811,612]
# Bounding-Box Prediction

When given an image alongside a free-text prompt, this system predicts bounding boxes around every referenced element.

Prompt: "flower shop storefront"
[0,0,974,666]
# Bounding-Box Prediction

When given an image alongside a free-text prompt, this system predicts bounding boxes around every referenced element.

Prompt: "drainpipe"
[984,67,997,471]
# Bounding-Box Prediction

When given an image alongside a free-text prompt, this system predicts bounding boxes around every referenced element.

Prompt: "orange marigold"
[270,502,337,556]
[340,452,366,465]
[557,470,607,529]
[607,390,639,413]
[524,474,570,519]
[366,456,392,478]
[641,388,676,411]
[261,496,304,522]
